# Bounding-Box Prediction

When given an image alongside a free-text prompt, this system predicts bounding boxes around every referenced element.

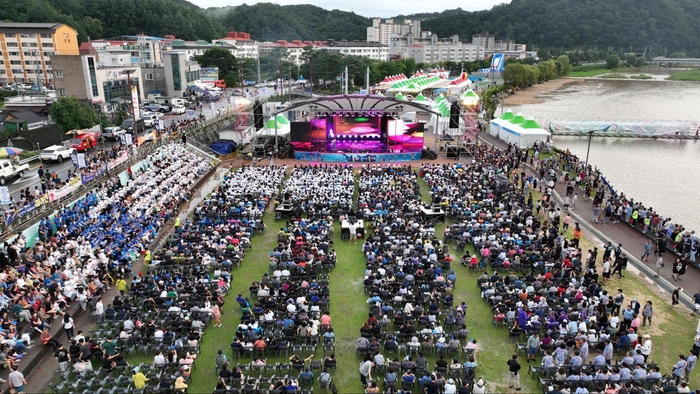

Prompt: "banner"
[137,131,157,146]
[0,186,10,204]
[77,153,86,168]
[108,151,129,170]
[3,189,52,225]
[48,175,82,202]
[131,85,140,120]
[186,109,195,119]
[71,151,79,168]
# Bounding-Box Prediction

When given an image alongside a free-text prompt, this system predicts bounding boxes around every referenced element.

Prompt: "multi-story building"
[0,22,79,85]
[472,33,495,51]
[213,32,259,60]
[323,40,389,61]
[52,43,147,114]
[162,51,201,98]
[405,42,484,64]
[367,18,420,46]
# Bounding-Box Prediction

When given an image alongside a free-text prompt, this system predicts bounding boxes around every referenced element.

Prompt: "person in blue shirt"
[593,350,606,368]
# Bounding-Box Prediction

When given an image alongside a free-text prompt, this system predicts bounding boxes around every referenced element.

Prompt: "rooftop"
[0,22,65,30]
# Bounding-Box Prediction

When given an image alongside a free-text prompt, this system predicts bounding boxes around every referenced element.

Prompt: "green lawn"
[600,74,628,79]
[568,68,629,77]
[667,69,700,81]
[629,74,653,80]
[117,164,698,394]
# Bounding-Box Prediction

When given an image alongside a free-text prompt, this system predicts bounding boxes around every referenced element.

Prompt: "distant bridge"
[649,57,700,66]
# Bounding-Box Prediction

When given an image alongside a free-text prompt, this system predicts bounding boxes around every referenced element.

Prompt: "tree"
[556,55,571,75]
[606,54,621,69]
[49,97,98,132]
[192,47,237,79]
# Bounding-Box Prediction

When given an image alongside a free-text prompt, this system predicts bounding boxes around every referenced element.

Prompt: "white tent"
[497,116,551,148]
[488,108,515,137]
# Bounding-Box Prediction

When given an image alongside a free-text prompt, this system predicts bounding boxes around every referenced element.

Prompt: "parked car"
[170,104,186,114]
[102,126,126,140]
[121,118,145,134]
[70,133,98,152]
[17,83,33,90]
[40,145,76,163]
[146,103,169,112]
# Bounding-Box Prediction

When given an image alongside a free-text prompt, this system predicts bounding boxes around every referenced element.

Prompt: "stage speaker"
[253,100,264,130]
[449,102,460,129]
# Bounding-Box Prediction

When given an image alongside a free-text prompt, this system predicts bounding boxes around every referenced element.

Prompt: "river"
[509,75,700,233]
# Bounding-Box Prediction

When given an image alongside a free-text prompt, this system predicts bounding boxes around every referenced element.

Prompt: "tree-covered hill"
[420,0,700,53]
[2,0,700,53]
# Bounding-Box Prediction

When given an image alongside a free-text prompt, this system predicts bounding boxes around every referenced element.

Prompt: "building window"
[145,73,153,80]
[171,54,181,91]
[40,33,52,39]
[19,33,36,38]
[58,89,66,97]
[87,57,98,96]
[5,33,16,38]
[55,70,64,78]
[42,43,53,48]
[43,52,53,56]
[10,61,21,65]
[6,43,17,47]
[24,43,38,47]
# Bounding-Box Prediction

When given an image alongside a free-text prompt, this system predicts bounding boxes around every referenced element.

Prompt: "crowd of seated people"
[420,145,689,393]
[0,145,214,390]
[215,166,343,393]
[351,165,472,393]
[277,165,355,218]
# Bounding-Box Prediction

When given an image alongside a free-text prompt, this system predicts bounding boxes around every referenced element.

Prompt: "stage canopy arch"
[270,94,441,117]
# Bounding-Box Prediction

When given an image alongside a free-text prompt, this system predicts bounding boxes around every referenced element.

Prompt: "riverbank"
[502,77,582,105]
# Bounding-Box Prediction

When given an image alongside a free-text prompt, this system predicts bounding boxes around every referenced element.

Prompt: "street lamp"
[584,130,594,169]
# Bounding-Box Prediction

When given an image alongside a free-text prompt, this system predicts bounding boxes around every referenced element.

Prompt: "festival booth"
[277,94,439,162]
[496,114,551,148]
[489,108,515,137]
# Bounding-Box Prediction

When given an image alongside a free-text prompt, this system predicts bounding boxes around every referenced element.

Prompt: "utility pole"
[344,66,348,95]
[256,54,261,84]
[365,66,369,93]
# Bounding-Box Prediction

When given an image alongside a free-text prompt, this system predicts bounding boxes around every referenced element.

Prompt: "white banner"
[186,109,195,119]
[0,186,11,204]
[131,86,140,120]
[77,153,86,168]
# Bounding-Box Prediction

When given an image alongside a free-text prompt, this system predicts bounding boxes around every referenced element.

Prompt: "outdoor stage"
[288,103,428,162]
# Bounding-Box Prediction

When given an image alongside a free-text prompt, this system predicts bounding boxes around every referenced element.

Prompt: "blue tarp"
[210,140,237,155]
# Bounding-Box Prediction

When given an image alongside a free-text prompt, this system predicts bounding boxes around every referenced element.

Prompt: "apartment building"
[0,22,79,85]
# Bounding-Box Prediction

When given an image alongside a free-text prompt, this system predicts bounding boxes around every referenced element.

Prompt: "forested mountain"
[219,4,370,41]
[421,0,700,53]
[1,0,700,52]
[0,0,225,41]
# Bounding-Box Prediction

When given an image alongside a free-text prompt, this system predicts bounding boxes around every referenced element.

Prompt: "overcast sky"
[189,0,510,18]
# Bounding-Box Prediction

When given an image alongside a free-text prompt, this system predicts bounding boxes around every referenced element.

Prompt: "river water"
[509,75,700,232]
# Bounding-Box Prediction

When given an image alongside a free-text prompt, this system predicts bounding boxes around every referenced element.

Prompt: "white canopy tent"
[497,116,551,148]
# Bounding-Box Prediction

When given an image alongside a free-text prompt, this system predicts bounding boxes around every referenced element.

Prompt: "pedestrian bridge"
[650,57,700,66]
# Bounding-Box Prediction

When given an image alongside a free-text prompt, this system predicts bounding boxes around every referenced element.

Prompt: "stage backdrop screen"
[387,120,425,152]
[290,121,311,142]
[332,116,381,139]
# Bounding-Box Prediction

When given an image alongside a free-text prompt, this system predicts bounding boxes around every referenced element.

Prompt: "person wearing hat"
[444,377,457,394]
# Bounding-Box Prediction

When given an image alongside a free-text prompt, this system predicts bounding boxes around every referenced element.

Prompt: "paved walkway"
[478,132,699,310]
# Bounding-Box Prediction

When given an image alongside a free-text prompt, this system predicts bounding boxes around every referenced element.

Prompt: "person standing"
[359,359,373,386]
[685,350,697,383]
[641,240,653,262]
[8,365,26,393]
[642,301,653,327]
[526,332,539,363]
[671,286,681,309]
[673,355,687,385]
[507,354,522,390]
[63,313,75,340]
[654,253,664,278]
[348,222,358,245]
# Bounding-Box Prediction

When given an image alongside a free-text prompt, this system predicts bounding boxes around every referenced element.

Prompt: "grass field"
[629,74,653,80]
[600,74,628,79]
[568,68,629,77]
[121,164,699,394]
[667,69,700,81]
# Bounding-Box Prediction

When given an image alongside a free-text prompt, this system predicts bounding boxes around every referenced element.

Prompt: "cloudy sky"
[188,0,510,18]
